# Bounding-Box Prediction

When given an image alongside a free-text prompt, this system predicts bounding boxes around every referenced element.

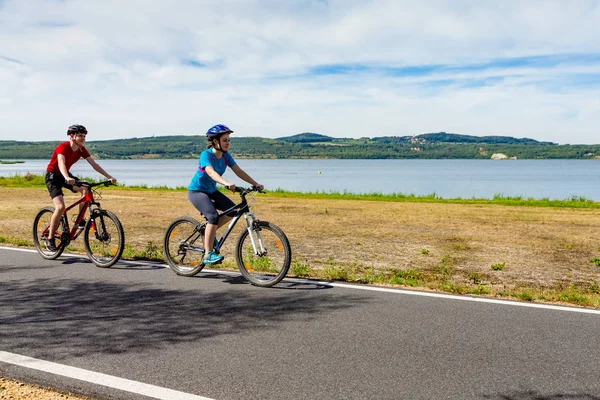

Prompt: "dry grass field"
[1,187,600,306]
[0,376,92,400]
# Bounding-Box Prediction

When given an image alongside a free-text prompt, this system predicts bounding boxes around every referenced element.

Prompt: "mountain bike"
[32,180,125,268]
[163,186,291,287]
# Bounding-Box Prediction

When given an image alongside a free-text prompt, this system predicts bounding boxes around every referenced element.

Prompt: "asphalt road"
[1,246,600,400]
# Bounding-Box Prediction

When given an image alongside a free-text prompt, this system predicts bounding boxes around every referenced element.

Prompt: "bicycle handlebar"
[74,180,115,188]
[233,186,264,194]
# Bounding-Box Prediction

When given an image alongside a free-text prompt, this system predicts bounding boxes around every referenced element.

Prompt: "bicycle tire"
[163,216,206,276]
[83,209,125,268]
[235,220,291,287]
[32,206,66,260]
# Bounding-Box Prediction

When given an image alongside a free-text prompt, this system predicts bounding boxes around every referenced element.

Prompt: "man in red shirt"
[44,124,117,251]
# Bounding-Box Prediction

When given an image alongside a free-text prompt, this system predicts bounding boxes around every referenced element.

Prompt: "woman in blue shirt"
[188,124,264,265]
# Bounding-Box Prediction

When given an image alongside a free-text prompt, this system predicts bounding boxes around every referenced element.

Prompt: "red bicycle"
[32,180,125,268]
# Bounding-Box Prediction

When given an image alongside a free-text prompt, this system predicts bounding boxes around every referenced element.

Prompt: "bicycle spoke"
[84,210,124,268]
[236,221,291,287]
[32,207,66,259]
[163,217,206,276]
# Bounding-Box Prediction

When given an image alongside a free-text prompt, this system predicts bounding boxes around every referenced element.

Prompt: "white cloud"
[0,0,599,143]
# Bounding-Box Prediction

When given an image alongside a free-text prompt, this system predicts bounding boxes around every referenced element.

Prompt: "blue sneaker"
[213,237,219,249]
[203,250,224,265]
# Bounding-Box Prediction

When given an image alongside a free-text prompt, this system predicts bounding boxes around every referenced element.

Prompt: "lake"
[2,159,600,201]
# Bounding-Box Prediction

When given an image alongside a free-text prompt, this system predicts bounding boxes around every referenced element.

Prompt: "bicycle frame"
[60,192,93,242]
[185,188,265,256]
[170,188,266,260]
[55,182,109,244]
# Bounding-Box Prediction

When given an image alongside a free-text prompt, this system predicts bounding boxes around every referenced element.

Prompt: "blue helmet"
[206,124,233,137]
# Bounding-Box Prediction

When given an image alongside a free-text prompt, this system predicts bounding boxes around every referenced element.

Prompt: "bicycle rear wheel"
[84,210,125,268]
[163,216,206,276]
[32,206,66,259]
[236,221,291,287]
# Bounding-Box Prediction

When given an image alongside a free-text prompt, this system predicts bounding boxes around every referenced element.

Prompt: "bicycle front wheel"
[163,216,206,277]
[84,210,125,268]
[32,206,66,260]
[236,221,291,287]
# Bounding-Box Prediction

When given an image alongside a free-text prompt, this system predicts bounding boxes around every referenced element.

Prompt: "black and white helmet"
[67,124,87,136]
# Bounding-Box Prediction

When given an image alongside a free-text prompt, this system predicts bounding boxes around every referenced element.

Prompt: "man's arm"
[86,157,117,183]
[57,154,75,185]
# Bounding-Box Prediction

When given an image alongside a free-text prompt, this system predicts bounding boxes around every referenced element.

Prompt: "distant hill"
[414,132,556,145]
[275,132,558,145]
[276,133,335,143]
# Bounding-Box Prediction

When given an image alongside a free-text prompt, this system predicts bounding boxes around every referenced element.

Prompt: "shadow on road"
[60,257,165,271]
[483,390,600,399]
[0,275,366,360]
[60,256,335,290]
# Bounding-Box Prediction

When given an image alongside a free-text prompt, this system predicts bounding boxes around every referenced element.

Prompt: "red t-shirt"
[46,142,91,173]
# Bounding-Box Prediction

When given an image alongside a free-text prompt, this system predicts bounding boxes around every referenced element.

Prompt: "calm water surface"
[2,159,600,201]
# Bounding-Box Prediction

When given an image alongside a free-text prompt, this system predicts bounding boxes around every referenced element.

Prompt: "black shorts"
[45,171,79,199]
[188,190,236,225]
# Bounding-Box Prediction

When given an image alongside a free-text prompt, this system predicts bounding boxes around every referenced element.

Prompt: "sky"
[1,1,599,144]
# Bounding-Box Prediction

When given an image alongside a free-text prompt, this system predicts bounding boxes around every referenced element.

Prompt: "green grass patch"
[122,242,164,262]
[0,173,46,187]
[512,290,535,301]
[321,257,356,281]
[359,267,387,284]
[559,289,592,306]
[0,235,32,247]
[3,173,600,208]
[291,259,311,277]
[468,272,482,284]
[590,257,600,267]
[0,160,25,164]
[389,268,424,287]
[266,188,600,209]
[322,264,350,281]
[491,262,506,271]
[469,285,492,295]
[438,280,468,294]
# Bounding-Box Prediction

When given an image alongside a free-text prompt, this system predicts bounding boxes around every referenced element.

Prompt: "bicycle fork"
[87,204,110,242]
[244,212,266,256]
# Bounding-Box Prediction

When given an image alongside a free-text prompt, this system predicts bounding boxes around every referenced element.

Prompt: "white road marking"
[1,244,599,398]
[316,280,600,314]
[0,351,213,400]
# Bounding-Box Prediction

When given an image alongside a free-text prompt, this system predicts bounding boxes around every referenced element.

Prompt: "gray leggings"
[187,190,236,225]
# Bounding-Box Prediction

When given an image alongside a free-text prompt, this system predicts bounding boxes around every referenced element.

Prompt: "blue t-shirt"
[188,149,237,193]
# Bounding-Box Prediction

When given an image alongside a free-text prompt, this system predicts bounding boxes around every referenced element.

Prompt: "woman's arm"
[86,157,117,183]
[205,166,235,190]
[230,164,263,190]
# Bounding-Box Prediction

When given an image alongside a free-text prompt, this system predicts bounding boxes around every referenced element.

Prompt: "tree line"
[1,133,599,160]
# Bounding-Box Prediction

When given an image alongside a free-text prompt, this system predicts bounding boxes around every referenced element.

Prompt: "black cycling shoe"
[45,238,57,252]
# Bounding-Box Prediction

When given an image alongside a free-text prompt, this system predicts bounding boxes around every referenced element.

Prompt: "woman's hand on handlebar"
[224,183,236,191]
[254,183,264,191]
[109,177,117,184]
